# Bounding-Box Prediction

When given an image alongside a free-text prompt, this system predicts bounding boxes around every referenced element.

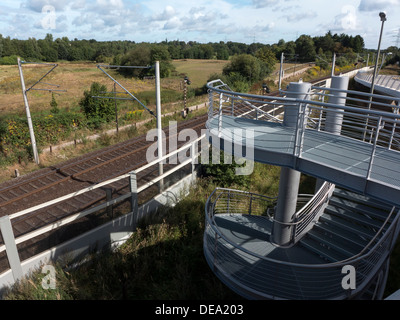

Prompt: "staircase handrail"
[205,187,400,269]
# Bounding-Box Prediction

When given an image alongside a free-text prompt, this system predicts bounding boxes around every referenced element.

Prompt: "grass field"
[0,59,229,116]
[172,59,229,88]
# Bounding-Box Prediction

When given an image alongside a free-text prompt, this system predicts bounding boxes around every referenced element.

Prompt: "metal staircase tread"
[319,213,375,240]
[313,222,368,250]
[306,230,359,258]
[325,205,385,230]
[333,188,392,212]
[299,236,347,263]
[329,197,392,223]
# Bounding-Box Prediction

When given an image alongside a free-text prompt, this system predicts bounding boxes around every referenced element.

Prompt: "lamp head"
[379,11,386,21]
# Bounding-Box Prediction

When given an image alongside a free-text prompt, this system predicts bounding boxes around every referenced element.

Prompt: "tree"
[150,45,174,77]
[255,47,278,75]
[79,82,114,128]
[50,93,59,114]
[295,35,316,62]
[223,54,264,83]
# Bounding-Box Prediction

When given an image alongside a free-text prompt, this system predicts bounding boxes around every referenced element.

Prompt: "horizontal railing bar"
[8,173,131,221]
[2,194,133,253]
[8,134,206,222]
[135,134,205,174]
[312,84,400,103]
[312,91,399,110]
[137,157,195,193]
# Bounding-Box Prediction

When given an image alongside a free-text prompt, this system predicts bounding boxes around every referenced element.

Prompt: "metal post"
[218,92,223,138]
[272,81,310,247]
[17,57,40,165]
[325,76,350,135]
[129,171,139,228]
[365,13,386,141]
[278,53,284,91]
[331,53,336,77]
[0,216,23,281]
[114,83,119,134]
[367,116,382,180]
[155,61,164,191]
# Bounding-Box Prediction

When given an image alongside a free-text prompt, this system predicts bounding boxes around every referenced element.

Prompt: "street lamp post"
[364,12,387,142]
[370,12,387,96]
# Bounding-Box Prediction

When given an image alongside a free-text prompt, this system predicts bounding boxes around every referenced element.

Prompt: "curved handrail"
[206,79,400,204]
[205,187,399,269]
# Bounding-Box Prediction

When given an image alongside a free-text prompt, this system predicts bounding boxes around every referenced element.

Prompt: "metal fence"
[0,134,206,289]
[204,187,400,299]
[206,79,400,205]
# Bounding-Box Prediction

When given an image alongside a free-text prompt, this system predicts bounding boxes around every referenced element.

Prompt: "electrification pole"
[17,57,40,165]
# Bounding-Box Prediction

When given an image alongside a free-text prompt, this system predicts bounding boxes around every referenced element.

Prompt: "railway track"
[0,114,208,272]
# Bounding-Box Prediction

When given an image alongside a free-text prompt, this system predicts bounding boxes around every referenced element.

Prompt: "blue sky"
[0,0,399,49]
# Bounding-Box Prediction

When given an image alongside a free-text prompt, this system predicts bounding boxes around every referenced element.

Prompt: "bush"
[0,55,18,65]
[201,150,250,188]
[79,82,115,128]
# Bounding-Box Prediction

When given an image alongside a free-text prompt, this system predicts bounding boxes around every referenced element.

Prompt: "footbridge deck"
[207,115,400,206]
[355,70,400,98]
[206,79,400,207]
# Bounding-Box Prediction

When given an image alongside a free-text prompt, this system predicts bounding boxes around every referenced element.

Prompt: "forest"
[0,31,368,65]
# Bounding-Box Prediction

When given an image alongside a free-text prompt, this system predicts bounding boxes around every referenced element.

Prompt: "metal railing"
[206,79,400,194]
[0,134,206,286]
[207,188,277,220]
[292,181,335,241]
[204,187,400,299]
[355,71,400,92]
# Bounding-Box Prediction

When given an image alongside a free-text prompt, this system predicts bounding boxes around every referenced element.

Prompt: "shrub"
[79,82,115,128]
[201,150,250,188]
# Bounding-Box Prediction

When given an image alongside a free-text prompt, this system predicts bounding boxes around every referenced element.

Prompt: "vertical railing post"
[0,216,23,282]
[129,171,139,228]
[105,188,113,218]
[389,104,399,149]
[218,92,223,138]
[213,231,219,272]
[191,141,197,180]
[366,116,382,180]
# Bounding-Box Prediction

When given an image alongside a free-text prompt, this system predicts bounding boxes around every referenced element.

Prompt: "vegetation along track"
[0,74,345,274]
[0,115,207,273]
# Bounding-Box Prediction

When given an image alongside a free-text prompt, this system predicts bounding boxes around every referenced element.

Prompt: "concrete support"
[272,81,311,247]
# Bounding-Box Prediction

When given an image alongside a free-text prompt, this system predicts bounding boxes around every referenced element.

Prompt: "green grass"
[172,59,229,88]
[1,161,283,300]
[2,159,400,300]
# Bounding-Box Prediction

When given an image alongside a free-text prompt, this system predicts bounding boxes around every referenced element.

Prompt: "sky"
[0,0,399,49]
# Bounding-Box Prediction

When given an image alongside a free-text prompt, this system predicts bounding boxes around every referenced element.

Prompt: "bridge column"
[325,76,349,135]
[315,76,349,192]
[272,81,311,247]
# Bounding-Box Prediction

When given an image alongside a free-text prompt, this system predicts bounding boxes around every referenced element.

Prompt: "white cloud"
[283,11,316,22]
[358,0,400,12]
[24,0,70,12]
[252,0,279,8]
[163,16,180,30]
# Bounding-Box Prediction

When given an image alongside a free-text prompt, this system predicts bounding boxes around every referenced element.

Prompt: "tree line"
[0,31,368,65]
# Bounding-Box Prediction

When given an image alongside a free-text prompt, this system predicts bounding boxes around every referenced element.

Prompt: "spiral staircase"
[203,78,400,300]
